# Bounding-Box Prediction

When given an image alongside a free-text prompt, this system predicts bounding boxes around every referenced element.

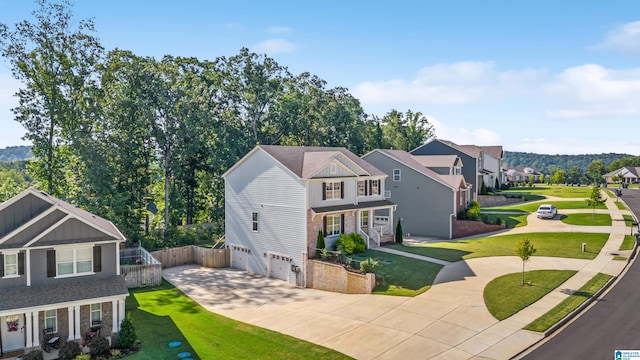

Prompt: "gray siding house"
[0,189,128,355]
[224,145,395,286]
[363,149,469,239]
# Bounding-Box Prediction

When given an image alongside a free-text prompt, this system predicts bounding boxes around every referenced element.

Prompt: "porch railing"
[370,227,381,247]
[359,228,371,249]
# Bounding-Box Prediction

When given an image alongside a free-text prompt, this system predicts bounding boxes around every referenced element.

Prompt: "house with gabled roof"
[0,189,128,355]
[362,149,469,239]
[603,166,640,184]
[412,154,463,176]
[224,145,396,286]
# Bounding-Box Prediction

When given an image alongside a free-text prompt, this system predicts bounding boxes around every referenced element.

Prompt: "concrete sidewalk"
[163,192,633,359]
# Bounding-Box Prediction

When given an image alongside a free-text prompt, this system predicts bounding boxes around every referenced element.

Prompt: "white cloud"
[511,137,640,156]
[253,38,296,55]
[266,26,292,34]
[429,116,502,146]
[352,61,545,106]
[591,21,640,55]
[0,73,21,105]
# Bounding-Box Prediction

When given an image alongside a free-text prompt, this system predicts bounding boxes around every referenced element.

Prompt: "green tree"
[116,314,137,349]
[380,109,434,151]
[395,219,403,244]
[586,159,606,185]
[566,166,582,184]
[515,238,536,285]
[552,169,566,186]
[0,0,103,197]
[588,186,606,217]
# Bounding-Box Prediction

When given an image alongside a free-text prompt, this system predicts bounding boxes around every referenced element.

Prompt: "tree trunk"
[164,146,171,238]
[522,261,525,285]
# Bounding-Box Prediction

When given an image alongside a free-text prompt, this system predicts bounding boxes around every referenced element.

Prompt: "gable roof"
[412,139,479,159]
[456,144,483,158]
[0,189,126,248]
[479,145,503,160]
[368,149,464,190]
[226,145,386,179]
[412,155,460,168]
[603,166,640,178]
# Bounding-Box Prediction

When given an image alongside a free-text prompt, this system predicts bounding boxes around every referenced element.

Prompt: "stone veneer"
[306,259,375,294]
[306,210,358,257]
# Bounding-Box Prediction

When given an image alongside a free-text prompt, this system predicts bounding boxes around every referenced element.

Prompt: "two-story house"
[224,145,395,286]
[0,189,128,355]
[477,145,503,190]
[363,149,469,239]
[411,154,463,176]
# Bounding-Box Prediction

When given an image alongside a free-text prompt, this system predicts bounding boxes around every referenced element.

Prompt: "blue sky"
[1,1,640,155]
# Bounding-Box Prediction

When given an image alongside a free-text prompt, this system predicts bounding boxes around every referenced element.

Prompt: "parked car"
[537,204,557,219]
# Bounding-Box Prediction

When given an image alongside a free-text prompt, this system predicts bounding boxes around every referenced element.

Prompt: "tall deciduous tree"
[0,0,103,197]
[586,159,606,185]
[380,109,434,151]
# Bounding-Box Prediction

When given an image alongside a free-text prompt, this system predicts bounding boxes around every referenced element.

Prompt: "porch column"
[112,300,118,333]
[32,311,39,348]
[388,208,394,237]
[25,312,33,348]
[116,242,121,275]
[73,305,81,340]
[118,299,125,331]
[26,249,31,286]
[67,306,75,341]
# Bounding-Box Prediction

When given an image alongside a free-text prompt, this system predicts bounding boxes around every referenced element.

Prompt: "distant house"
[478,145,504,189]
[603,167,640,184]
[362,149,469,239]
[504,166,543,183]
[224,145,395,286]
[0,189,128,355]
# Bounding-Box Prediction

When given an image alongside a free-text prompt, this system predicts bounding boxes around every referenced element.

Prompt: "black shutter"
[368,180,373,195]
[47,250,56,278]
[18,252,24,275]
[365,180,369,196]
[0,255,3,277]
[340,181,344,199]
[322,182,326,200]
[323,216,327,235]
[93,246,102,273]
[340,214,345,234]
[377,180,381,195]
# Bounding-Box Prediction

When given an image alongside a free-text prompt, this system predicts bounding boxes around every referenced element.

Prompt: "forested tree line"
[503,151,634,175]
[0,0,433,246]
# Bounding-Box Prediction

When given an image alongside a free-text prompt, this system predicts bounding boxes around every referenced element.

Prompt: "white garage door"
[269,254,291,281]
[230,245,249,271]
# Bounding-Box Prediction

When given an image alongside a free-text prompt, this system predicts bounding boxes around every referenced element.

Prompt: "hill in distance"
[0,145,33,162]
[503,151,634,174]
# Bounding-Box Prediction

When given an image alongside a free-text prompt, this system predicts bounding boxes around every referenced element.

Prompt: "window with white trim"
[252,212,259,232]
[45,310,57,332]
[56,248,93,276]
[384,190,391,199]
[91,303,102,322]
[326,215,341,236]
[357,180,366,196]
[3,253,18,277]
[361,211,369,227]
[393,169,401,181]
[325,181,341,200]
[371,180,380,195]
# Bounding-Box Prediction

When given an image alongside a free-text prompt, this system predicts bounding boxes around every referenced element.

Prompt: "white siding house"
[224,145,395,286]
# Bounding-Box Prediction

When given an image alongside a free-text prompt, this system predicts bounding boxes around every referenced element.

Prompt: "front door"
[361,210,369,229]
[1,315,24,352]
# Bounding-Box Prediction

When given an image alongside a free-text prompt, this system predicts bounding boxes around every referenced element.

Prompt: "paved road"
[522,188,640,359]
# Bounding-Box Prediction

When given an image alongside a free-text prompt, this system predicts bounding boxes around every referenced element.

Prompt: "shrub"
[481,214,489,224]
[360,258,379,273]
[110,348,122,357]
[480,182,487,195]
[495,217,503,225]
[466,207,481,221]
[88,336,110,357]
[317,230,325,250]
[58,340,82,360]
[319,247,329,260]
[458,209,468,220]
[22,350,44,360]
[116,314,137,350]
[395,219,403,244]
[74,355,90,360]
[335,233,366,255]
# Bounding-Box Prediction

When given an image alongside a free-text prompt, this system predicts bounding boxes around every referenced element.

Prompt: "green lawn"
[560,213,612,226]
[525,273,612,332]
[483,213,528,228]
[499,185,593,198]
[616,201,627,210]
[604,189,616,198]
[484,270,577,320]
[127,281,350,360]
[484,200,606,213]
[358,249,443,296]
[623,214,635,227]
[620,235,636,251]
[388,232,609,262]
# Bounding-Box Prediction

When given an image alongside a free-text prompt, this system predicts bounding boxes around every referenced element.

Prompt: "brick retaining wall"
[306,259,375,294]
[478,194,524,208]
[452,219,506,239]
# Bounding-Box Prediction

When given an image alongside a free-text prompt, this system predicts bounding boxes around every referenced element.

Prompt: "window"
[56,248,93,277]
[324,181,342,200]
[91,303,102,322]
[45,310,57,332]
[371,180,380,195]
[454,166,461,175]
[326,215,342,236]
[3,253,18,277]
[357,180,366,196]
[393,169,401,181]
[252,212,259,232]
[384,190,391,199]
[361,211,369,227]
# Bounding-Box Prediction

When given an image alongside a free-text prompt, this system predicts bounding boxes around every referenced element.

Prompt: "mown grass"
[358,249,443,296]
[484,200,606,213]
[128,281,350,360]
[560,213,612,226]
[620,235,636,251]
[525,273,612,332]
[616,201,627,210]
[484,270,577,320]
[499,185,593,198]
[388,232,609,262]
[483,213,528,228]
[623,214,635,227]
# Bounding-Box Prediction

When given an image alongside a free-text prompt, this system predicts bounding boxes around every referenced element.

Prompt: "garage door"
[269,254,291,281]
[230,245,249,271]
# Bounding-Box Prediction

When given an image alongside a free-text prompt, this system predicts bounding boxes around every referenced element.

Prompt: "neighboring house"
[478,145,503,189]
[224,145,395,286]
[412,155,463,176]
[505,166,543,183]
[603,167,640,184]
[0,189,128,355]
[363,149,469,239]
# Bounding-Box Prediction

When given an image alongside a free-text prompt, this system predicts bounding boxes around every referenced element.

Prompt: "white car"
[537,204,557,219]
